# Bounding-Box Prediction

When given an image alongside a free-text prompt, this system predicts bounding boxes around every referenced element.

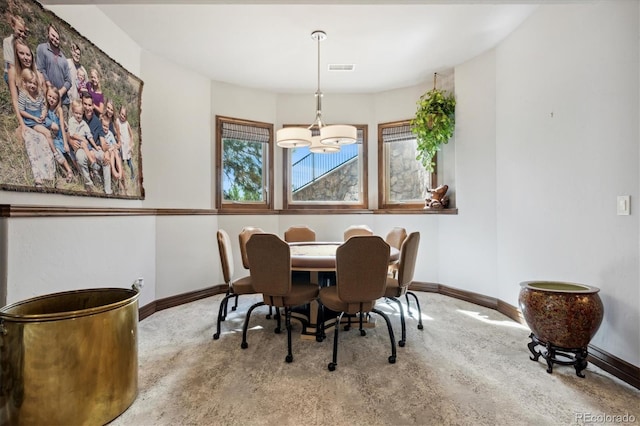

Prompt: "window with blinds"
[216,116,273,210]
[378,120,436,209]
[283,124,368,210]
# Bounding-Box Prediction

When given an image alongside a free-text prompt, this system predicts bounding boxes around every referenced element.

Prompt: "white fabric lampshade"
[309,136,340,154]
[276,127,312,148]
[320,124,357,145]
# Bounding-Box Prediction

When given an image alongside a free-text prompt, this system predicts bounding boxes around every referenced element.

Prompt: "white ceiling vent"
[328,64,355,72]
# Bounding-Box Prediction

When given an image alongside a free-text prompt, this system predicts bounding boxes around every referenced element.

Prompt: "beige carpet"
[108,292,639,426]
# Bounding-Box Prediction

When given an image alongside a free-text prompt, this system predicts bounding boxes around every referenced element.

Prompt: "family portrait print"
[0,0,144,199]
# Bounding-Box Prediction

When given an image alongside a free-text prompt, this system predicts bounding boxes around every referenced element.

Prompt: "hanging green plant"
[410,76,456,173]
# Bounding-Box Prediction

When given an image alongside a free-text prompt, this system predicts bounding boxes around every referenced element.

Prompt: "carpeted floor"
[108,292,639,426]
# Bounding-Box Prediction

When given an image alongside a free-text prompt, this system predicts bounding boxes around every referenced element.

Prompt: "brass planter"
[0,287,140,425]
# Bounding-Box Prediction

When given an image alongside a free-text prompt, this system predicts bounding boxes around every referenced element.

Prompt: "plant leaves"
[410,88,456,173]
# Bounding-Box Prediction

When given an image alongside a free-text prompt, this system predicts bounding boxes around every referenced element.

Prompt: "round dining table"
[287,241,400,340]
[289,241,400,272]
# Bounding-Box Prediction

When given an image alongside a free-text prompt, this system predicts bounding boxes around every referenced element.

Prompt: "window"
[216,116,273,210]
[378,120,436,209]
[283,125,368,209]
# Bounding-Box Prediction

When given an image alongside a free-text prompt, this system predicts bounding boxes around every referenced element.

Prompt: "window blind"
[221,122,270,143]
[382,123,414,143]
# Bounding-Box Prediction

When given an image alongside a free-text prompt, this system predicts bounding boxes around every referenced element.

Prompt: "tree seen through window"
[222,138,264,201]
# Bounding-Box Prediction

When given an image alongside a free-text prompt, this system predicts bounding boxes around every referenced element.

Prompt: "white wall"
[457,1,638,365]
[439,50,498,296]
[141,51,212,209]
[5,216,157,307]
[155,215,218,299]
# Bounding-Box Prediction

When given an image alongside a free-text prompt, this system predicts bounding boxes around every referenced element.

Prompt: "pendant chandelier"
[276,30,357,150]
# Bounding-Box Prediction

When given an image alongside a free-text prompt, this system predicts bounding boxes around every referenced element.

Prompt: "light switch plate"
[617,195,630,215]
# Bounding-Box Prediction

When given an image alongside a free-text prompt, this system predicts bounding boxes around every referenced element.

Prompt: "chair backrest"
[343,225,373,241]
[385,227,407,250]
[217,229,234,285]
[397,232,420,288]
[238,226,264,270]
[246,233,291,297]
[336,236,390,303]
[284,225,316,243]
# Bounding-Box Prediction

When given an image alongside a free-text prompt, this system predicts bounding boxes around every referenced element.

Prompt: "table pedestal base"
[527,333,589,378]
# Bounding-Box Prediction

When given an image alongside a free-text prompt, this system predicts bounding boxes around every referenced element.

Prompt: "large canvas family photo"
[0,0,144,199]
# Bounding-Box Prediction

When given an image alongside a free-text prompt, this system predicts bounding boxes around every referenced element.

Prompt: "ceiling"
[43,1,544,94]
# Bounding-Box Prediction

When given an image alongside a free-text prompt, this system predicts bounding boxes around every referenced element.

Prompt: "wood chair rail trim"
[0,205,457,218]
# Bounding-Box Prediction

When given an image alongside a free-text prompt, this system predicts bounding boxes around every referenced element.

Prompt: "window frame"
[215,115,274,211]
[377,120,437,210]
[282,124,368,210]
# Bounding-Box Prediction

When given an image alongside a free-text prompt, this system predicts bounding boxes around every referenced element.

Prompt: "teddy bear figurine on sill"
[425,184,450,209]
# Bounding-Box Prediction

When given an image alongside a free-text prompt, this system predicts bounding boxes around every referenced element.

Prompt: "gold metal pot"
[0,286,140,426]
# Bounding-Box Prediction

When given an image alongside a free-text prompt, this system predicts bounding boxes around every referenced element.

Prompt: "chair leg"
[344,315,352,331]
[328,312,344,371]
[274,307,282,334]
[391,297,406,347]
[406,291,424,330]
[285,307,293,363]
[232,294,239,311]
[358,312,366,336]
[317,301,326,342]
[405,294,412,317]
[266,305,273,319]
[221,289,231,321]
[213,294,231,340]
[241,301,265,349]
[372,307,397,364]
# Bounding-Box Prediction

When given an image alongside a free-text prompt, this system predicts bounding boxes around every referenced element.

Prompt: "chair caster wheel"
[274,327,281,334]
[285,355,293,363]
[241,342,248,349]
[231,307,237,311]
[360,330,366,336]
[213,333,220,340]
[344,325,350,331]
[316,335,324,342]
[221,316,226,321]
[328,362,336,371]
[266,314,272,319]
[417,324,424,330]
[399,340,405,347]
[388,355,396,364]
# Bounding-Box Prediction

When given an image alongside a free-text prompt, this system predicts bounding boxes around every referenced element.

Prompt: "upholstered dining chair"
[238,226,273,319]
[242,233,319,363]
[382,232,422,347]
[319,236,397,371]
[239,226,264,272]
[284,225,317,284]
[284,225,316,243]
[343,224,373,241]
[213,229,258,340]
[385,227,407,278]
